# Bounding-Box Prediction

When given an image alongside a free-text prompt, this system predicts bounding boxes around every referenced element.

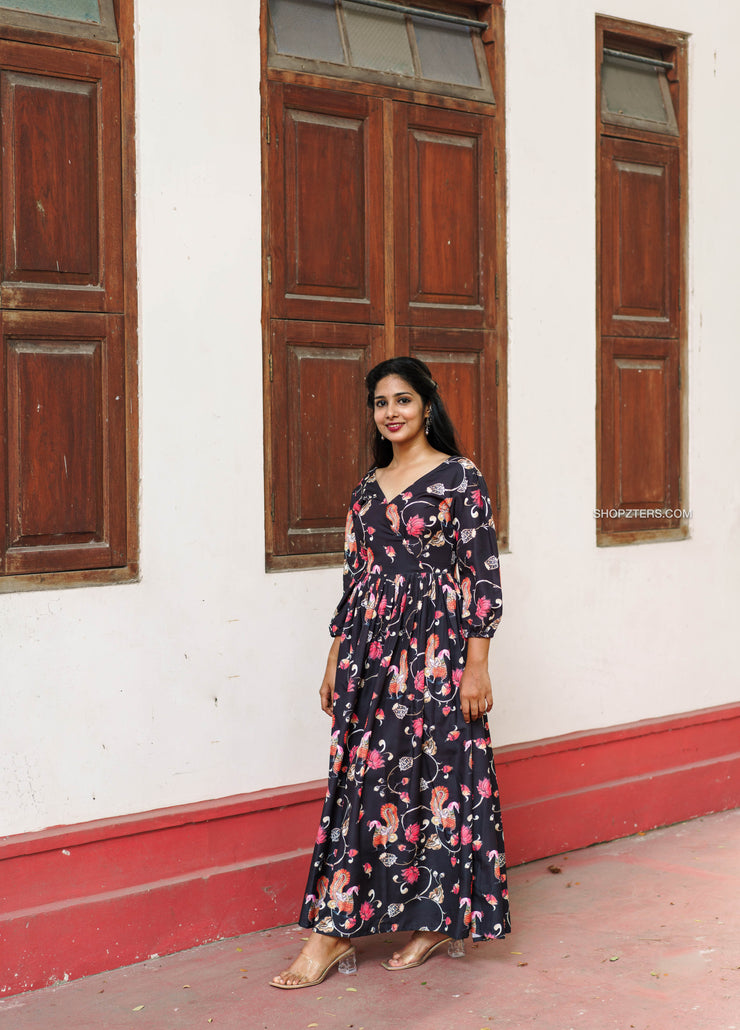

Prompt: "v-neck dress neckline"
[372,455,454,505]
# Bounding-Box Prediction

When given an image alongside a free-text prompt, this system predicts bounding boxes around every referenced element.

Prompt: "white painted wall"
[1,0,738,838]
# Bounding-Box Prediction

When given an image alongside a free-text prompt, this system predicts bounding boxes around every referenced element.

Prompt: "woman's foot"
[270,932,354,989]
[382,930,448,971]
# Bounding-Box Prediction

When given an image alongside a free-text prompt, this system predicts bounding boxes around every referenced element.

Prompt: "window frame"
[595,16,689,547]
[0,0,138,593]
[261,0,508,571]
[266,0,495,105]
[0,0,118,48]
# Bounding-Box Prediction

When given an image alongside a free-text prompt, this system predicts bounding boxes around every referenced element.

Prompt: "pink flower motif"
[348,849,358,857]
[442,705,452,716]
[473,489,484,509]
[368,640,383,660]
[443,765,452,773]
[402,866,420,883]
[405,823,420,843]
[363,863,372,875]
[475,596,493,619]
[376,709,385,721]
[413,717,424,737]
[359,901,374,920]
[399,793,410,803]
[478,777,492,797]
[316,826,327,844]
[366,749,385,769]
[461,784,471,799]
[472,840,482,851]
[461,825,473,845]
[346,917,356,928]
[414,671,425,690]
[406,514,426,537]
[447,729,460,741]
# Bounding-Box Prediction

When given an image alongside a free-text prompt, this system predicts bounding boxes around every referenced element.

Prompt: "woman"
[271,357,509,988]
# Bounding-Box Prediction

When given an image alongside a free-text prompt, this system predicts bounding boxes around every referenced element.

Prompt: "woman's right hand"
[319,638,341,716]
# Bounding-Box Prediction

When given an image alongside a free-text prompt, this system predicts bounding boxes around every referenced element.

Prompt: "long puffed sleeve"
[452,460,503,638]
[329,482,368,637]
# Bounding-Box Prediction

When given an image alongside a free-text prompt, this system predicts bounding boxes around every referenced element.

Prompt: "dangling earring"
[424,413,431,436]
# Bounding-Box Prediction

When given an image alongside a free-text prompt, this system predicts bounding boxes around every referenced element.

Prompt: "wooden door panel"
[401,327,499,502]
[0,311,126,573]
[269,84,383,324]
[599,337,680,533]
[271,320,384,558]
[0,41,123,312]
[601,139,679,338]
[394,104,495,329]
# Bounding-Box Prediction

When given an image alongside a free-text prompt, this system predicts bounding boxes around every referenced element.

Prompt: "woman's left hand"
[459,637,493,723]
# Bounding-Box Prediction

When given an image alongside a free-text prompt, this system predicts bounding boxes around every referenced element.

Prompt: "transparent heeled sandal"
[270,945,357,989]
[381,936,465,971]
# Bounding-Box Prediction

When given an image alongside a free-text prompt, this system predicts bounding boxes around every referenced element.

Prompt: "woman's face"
[373,375,428,446]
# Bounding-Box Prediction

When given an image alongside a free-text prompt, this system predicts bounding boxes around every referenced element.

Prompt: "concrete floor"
[1,808,738,1030]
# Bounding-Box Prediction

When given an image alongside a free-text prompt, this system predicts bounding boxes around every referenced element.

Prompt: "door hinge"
[494,273,499,301]
[265,115,270,144]
[266,255,272,284]
[494,148,498,175]
[495,358,499,387]
[268,352,274,382]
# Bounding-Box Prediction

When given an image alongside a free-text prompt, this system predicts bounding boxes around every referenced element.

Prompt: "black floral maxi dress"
[299,456,510,942]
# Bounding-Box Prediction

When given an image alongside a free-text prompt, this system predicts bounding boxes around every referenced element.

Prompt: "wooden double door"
[266,82,503,562]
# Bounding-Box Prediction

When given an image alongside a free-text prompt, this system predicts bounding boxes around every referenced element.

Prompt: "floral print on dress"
[299,456,510,941]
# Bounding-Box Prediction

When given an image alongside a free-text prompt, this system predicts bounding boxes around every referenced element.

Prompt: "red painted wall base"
[1,702,738,997]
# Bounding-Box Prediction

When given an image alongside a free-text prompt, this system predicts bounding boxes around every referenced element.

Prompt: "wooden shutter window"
[263,2,507,567]
[596,20,687,545]
[0,4,135,586]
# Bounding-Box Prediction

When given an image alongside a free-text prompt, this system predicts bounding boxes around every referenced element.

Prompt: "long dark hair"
[366,357,463,468]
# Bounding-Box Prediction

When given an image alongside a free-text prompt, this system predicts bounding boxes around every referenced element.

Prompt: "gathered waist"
[357,567,458,588]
